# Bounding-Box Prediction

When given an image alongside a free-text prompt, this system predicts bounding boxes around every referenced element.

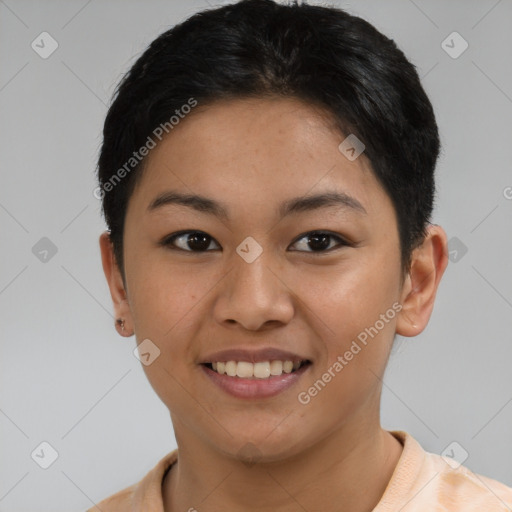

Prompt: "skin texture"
[100,97,448,512]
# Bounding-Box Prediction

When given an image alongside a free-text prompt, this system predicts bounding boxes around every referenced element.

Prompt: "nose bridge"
[231,241,277,301]
[213,238,294,329]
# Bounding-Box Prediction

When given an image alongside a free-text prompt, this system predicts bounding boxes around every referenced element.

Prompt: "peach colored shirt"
[87,430,512,511]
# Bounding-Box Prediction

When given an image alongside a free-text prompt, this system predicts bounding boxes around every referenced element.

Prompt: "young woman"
[90,1,512,510]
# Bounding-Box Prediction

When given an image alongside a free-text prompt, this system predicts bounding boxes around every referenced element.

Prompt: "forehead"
[128,97,392,221]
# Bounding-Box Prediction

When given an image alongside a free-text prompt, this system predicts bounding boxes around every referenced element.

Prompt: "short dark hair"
[97,0,440,282]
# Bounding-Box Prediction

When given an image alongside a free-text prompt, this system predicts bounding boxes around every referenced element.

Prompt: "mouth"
[200,359,313,399]
[201,359,312,379]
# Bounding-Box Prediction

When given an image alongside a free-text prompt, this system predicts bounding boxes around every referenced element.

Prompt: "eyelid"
[161,229,351,254]
[288,230,351,252]
[160,230,221,252]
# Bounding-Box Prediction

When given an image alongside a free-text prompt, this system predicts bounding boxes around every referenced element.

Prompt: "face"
[107,97,409,461]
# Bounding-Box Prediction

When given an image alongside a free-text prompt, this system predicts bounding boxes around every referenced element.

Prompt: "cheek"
[299,255,399,344]
[293,253,401,408]
[294,267,398,422]
[126,249,213,340]
[126,262,210,408]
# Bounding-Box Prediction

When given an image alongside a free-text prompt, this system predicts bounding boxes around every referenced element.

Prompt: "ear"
[396,224,449,337]
[99,231,134,337]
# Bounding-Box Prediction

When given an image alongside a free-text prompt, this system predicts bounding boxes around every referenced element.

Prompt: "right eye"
[160,231,221,252]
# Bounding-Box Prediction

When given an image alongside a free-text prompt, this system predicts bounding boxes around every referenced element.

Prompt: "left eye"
[160,230,349,253]
[289,231,349,253]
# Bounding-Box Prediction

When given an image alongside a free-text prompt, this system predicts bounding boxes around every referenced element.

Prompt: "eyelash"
[160,230,351,254]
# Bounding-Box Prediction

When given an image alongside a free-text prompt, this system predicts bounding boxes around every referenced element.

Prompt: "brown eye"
[162,231,220,252]
[161,230,349,254]
[290,231,349,253]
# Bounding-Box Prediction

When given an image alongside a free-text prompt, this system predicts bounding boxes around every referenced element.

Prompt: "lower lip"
[201,363,311,399]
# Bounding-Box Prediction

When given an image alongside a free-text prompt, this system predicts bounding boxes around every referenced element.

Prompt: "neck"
[163,417,403,512]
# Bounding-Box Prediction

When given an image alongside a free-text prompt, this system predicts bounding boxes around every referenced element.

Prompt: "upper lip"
[200,347,311,364]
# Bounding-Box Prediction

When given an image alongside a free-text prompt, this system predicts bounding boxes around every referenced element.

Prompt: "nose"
[213,250,295,331]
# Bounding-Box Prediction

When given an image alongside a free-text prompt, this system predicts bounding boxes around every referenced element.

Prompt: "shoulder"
[423,449,512,510]
[86,484,137,512]
[86,449,178,512]
[379,431,512,512]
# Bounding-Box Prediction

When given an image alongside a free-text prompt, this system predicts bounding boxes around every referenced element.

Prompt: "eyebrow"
[147,190,367,220]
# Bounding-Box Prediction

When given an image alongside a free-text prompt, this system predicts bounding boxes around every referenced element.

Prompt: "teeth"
[225,361,237,377]
[237,361,253,378]
[270,360,283,375]
[254,362,271,378]
[208,360,306,379]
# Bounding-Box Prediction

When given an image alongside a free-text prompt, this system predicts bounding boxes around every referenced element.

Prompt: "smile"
[204,360,310,379]
[201,360,312,399]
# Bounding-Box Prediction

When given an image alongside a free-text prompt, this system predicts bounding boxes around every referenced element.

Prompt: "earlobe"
[99,232,134,337]
[396,224,449,337]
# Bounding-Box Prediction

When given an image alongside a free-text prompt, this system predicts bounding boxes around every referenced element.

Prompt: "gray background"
[1,0,511,510]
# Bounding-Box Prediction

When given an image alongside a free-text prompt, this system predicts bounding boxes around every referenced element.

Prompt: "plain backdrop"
[1,0,511,510]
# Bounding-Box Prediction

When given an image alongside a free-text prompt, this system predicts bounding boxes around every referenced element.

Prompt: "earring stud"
[116,318,125,331]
